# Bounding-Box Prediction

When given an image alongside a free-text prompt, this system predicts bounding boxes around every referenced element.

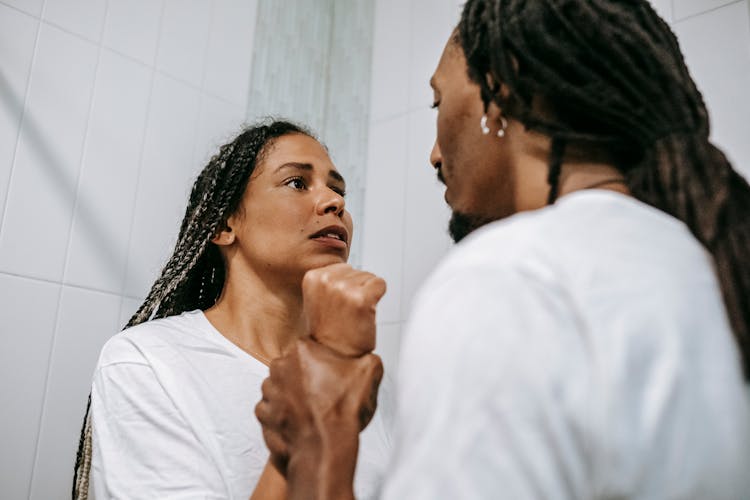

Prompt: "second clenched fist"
[302,263,387,357]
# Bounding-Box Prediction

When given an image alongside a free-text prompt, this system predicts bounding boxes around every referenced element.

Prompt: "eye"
[330,185,346,197]
[284,177,307,190]
[431,101,440,109]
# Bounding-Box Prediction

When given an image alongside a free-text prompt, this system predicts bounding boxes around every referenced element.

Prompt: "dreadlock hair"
[459,0,750,380]
[72,119,314,499]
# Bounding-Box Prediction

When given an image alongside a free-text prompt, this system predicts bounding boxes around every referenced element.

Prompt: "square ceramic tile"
[0,274,60,500]
[102,0,164,66]
[156,0,212,87]
[29,286,120,500]
[43,0,107,42]
[361,116,409,323]
[192,94,246,168]
[674,0,741,20]
[375,322,402,377]
[202,0,258,106]
[64,51,152,293]
[123,74,201,298]
[675,1,750,177]
[401,108,452,319]
[0,24,98,282]
[0,4,37,219]
[369,0,411,122]
[0,0,44,17]
[408,0,456,113]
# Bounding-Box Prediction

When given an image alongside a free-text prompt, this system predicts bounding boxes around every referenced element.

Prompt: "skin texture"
[203,133,355,499]
[257,34,633,499]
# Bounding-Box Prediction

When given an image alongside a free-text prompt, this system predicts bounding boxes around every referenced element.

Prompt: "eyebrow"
[429,76,436,89]
[276,162,346,185]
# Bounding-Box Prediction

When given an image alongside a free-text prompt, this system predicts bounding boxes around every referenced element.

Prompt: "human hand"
[255,338,383,500]
[302,263,386,357]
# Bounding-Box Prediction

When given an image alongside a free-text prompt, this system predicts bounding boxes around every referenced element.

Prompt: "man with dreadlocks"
[72,121,392,499]
[255,1,750,499]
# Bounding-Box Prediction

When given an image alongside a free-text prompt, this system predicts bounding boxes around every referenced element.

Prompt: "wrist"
[287,427,359,500]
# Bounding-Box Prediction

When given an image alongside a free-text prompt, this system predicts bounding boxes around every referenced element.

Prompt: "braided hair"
[459,0,750,379]
[72,119,313,499]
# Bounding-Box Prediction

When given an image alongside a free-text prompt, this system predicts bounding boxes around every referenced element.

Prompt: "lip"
[309,225,349,249]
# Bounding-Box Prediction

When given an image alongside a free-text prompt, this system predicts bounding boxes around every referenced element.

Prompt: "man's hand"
[255,339,384,500]
[302,263,387,357]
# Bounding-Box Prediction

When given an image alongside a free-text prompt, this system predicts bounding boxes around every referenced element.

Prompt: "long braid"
[459,0,750,379]
[72,120,314,499]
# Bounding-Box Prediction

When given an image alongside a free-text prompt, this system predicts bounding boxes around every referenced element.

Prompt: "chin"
[448,211,496,243]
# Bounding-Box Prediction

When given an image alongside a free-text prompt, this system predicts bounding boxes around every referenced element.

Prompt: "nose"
[430,140,442,171]
[316,189,345,217]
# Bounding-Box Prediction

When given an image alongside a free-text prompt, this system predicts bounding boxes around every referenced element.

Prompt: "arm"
[250,460,287,500]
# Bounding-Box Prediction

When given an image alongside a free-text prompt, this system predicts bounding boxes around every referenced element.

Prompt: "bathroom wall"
[362,0,750,375]
[0,0,258,497]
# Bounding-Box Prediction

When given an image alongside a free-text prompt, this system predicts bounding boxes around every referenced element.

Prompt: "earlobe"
[211,225,235,246]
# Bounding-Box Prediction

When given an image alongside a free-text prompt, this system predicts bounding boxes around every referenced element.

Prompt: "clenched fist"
[302,263,387,357]
[255,339,384,500]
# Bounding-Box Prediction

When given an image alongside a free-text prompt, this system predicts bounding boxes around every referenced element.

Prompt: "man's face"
[429,37,516,242]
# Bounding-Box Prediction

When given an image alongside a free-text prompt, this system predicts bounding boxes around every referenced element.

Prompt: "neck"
[204,267,306,365]
[510,124,630,210]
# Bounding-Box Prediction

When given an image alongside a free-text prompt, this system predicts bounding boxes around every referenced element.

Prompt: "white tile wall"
[0,4,37,218]
[124,74,201,298]
[0,274,60,500]
[156,0,212,88]
[375,321,402,377]
[674,0,750,178]
[203,0,258,106]
[0,1,260,494]
[30,286,120,500]
[0,0,44,17]
[102,0,164,66]
[43,0,108,42]
[64,50,152,293]
[401,108,452,312]
[369,0,411,121]
[0,24,98,282]
[361,116,409,323]
[674,0,741,20]
[192,94,247,167]
[408,0,457,113]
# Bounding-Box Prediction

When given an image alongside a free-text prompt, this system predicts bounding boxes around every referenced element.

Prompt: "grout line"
[673,0,744,23]
[116,0,167,322]
[0,270,141,300]
[0,0,40,19]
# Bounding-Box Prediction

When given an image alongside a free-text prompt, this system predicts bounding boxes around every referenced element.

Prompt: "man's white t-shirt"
[89,310,392,499]
[383,190,750,499]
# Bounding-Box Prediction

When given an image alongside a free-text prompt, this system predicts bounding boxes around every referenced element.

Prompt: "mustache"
[436,166,445,184]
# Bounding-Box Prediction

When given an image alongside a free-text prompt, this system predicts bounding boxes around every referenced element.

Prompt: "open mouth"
[309,225,349,246]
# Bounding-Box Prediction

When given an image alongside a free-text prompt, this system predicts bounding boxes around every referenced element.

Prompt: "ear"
[211,221,235,246]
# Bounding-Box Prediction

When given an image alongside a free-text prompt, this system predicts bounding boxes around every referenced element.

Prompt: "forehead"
[431,36,467,88]
[257,134,335,174]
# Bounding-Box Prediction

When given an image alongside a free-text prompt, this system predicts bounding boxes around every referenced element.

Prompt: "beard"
[448,211,495,243]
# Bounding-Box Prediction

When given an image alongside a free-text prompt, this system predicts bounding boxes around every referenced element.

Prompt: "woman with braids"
[72,120,392,499]
[254,1,750,499]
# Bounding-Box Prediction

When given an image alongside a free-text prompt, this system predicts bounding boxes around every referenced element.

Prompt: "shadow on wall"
[0,70,122,284]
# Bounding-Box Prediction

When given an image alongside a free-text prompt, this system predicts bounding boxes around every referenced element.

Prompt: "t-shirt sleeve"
[381,266,592,500]
[90,347,227,499]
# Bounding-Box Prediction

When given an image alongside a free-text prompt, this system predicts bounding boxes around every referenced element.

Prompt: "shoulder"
[96,310,205,368]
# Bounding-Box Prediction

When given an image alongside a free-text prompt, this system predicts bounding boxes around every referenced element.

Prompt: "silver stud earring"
[480,114,490,135]
[497,116,508,138]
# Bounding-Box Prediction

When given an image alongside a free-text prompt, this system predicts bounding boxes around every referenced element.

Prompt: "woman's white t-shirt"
[89,310,392,499]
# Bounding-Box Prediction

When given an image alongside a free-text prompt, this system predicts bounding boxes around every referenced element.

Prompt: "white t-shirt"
[90,310,393,500]
[383,190,750,499]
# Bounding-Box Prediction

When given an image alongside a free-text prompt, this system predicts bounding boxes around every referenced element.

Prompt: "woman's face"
[224,133,353,283]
